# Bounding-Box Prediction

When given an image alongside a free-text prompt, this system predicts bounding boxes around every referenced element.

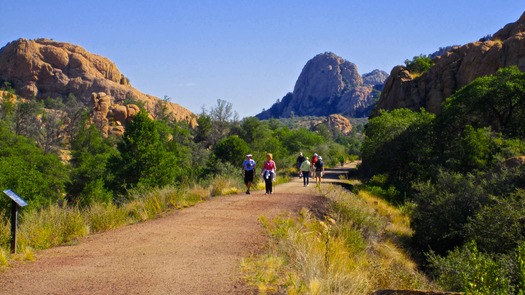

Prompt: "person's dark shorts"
[244,170,254,183]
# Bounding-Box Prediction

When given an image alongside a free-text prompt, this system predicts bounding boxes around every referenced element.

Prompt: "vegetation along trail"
[0,168,349,294]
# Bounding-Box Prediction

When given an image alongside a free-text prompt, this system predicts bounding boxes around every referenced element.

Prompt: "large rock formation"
[376,12,525,115]
[256,52,388,119]
[0,38,196,134]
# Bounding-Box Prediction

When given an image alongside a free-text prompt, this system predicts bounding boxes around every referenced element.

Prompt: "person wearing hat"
[242,154,256,194]
[314,156,324,185]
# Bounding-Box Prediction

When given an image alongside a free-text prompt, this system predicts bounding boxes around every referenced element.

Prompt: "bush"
[404,54,434,76]
[411,170,488,255]
[464,189,525,255]
[427,241,512,293]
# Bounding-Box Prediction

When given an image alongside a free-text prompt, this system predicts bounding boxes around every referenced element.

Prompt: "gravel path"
[0,173,337,294]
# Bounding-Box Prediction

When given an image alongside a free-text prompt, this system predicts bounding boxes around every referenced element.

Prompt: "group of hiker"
[241,151,325,195]
[296,152,324,187]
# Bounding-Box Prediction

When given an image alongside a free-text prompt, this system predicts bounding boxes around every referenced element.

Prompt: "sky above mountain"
[2,1,524,118]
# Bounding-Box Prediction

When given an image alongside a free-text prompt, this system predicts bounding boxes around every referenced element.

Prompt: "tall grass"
[0,174,245,267]
[242,184,437,294]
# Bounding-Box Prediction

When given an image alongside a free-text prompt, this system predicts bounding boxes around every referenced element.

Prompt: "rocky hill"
[0,38,196,135]
[255,52,388,119]
[375,12,525,115]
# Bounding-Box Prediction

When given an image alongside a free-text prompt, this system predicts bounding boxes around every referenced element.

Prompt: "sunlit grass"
[242,184,437,294]
[85,202,129,232]
[357,190,413,239]
[0,248,8,267]
[17,204,88,250]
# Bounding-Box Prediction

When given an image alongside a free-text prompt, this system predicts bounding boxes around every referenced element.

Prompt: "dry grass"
[242,185,438,294]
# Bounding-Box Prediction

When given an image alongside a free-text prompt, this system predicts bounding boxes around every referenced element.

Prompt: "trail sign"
[3,189,28,207]
[2,189,28,253]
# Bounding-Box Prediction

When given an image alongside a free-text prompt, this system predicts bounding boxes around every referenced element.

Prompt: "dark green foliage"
[194,113,212,146]
[213,135,250,167]
[360,108,435,193]
[464,189,525,255]
[411,170,488,255]
[108,110,181,194]
[279,127,326,155]
[67,125,117,207]
[0,125,68,212]
[238,116,264,146]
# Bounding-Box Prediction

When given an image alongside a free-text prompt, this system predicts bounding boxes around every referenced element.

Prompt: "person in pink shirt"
[261,153,276,194]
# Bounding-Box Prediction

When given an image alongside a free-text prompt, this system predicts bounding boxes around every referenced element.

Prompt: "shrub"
[464,189,525,255]
[404,54,434,76]
[427,241,512,293]
[411,170,488,255]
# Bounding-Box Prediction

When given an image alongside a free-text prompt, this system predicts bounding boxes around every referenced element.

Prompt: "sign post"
[2,189,28,253]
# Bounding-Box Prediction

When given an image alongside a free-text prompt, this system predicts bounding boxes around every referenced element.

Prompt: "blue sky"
[2,1,524,118]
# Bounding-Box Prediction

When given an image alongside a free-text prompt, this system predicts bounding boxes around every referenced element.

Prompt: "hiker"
[296,152,306,178]
[261,153,276,194]
[242,154,256,194]
[314,156,324,185]
[300,156,311,187]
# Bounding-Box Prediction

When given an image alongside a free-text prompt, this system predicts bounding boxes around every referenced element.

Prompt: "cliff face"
[256,52,388,119]
[0,38,196,134]
[375,12,525,115]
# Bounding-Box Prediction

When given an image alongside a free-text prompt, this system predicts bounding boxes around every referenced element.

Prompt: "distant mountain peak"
[256,52,387,119]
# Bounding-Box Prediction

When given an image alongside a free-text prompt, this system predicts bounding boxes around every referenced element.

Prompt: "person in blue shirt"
[242,154,256,194]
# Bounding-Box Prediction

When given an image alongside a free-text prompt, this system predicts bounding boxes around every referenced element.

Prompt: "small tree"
[213,135,250,167]
[108,110,179,194]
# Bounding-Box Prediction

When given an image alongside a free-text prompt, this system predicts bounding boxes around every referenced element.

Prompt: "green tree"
[440,66,525,138]
[213,135,250,167]
[108,110,179,194]
[360,108,435,189]
[194,113,212,146]
[67,125,117,207]
[238,116,264,145]
[0,125,68,211]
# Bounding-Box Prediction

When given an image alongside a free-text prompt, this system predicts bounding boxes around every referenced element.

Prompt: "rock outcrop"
[326,114,352,134]
[375,12,525,115]
[0,38,196,134]
[256,52,388,119]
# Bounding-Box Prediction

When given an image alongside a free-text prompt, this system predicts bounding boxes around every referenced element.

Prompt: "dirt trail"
[0,166,357,295]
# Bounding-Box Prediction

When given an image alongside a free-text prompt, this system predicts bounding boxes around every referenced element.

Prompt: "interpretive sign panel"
[3,189,27,207]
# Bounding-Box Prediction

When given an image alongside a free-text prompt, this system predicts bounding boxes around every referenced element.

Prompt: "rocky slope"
[256,52,388,119]
[0,38,196,135]
[375,12,525,115]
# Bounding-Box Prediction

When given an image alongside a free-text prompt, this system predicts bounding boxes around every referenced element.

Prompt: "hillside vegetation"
[360,66,525,294]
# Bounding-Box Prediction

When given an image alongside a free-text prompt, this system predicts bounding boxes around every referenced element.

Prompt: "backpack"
[315,160,324,171]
